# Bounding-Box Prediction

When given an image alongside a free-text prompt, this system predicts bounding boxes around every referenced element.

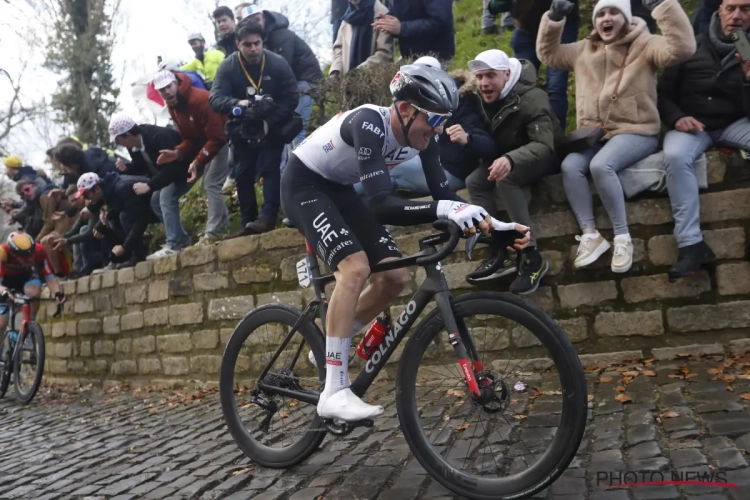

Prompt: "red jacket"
[171,73,228,167]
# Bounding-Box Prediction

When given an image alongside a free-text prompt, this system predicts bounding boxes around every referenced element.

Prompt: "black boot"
[668,240,715,282]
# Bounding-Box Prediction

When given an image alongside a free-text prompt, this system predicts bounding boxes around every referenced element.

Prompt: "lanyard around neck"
[238,52,266,91]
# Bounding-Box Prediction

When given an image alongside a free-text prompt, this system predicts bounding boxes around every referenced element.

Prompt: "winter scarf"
[343,0,375,71]
[708,12,740,72]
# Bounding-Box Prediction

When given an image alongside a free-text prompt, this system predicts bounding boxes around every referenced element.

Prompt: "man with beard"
[180,33,225,88]
[153,70,231,244]
[239,5,322,149]
[209,21,298,236]
[656,0,750,280]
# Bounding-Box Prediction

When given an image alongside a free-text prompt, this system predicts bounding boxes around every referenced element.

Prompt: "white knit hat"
[592,0,632,27]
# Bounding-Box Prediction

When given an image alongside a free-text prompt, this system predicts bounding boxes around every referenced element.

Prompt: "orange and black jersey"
[0,244,54,282]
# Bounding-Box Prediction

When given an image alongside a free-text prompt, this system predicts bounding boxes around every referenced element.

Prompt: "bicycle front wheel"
[0,331,11,399]
[14,322,45,404]
[397,292,588,500]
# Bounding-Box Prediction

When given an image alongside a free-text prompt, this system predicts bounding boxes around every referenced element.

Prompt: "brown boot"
[244,217,275,234]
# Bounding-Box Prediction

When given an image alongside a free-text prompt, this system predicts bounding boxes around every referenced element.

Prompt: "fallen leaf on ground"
[279,411,290,418]
[723,375,737,383]
[587,395,595,402]
[455,423,471,430]
[447,389,466,398]
[613,386,626,392]
[668,374,684,379]
[232,467,253,475]
[513,414,527,420]
[148,408,158,414]
[740,394,750,400]
[614,394,632,403]
[676,353,691,358]
[660,411,679,418]
[598,377,613,383]
[685,373,699,379]
[707,368,722,374]
[643,370,656,377]
[288,400,299,408]
[622,371,640,377]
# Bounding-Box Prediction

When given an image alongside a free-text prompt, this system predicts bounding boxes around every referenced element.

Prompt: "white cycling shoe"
[317,388,384,421]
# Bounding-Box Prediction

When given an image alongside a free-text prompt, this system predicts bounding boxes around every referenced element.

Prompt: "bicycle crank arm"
[324,418,374,437]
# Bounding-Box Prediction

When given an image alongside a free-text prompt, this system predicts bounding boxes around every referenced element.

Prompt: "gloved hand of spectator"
[549,0,575,21]
[641,0,666,10]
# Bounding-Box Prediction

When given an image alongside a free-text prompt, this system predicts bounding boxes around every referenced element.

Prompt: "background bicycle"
[0,291,62,404]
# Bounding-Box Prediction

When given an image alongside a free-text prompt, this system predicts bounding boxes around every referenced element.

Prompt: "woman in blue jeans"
[537,0,695,273]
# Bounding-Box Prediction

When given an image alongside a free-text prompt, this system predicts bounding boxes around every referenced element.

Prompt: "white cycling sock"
[324,336,351,395]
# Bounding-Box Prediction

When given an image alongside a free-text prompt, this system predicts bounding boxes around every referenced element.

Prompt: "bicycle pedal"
[324,418,374,436]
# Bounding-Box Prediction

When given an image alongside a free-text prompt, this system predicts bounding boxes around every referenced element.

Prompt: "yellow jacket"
[181,50,225,82]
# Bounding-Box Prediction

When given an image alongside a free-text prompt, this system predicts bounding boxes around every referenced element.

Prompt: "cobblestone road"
[3,353,750,499]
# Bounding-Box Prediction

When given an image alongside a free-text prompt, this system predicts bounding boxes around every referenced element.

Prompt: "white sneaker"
[611,236,634,273]
[146,247,181,261]
[573,233,610,269]
[307,350,317,367]
[222,177,236,192]
[317,388,384,421]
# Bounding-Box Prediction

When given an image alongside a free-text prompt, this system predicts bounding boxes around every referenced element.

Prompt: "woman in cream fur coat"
[536,0,695,273]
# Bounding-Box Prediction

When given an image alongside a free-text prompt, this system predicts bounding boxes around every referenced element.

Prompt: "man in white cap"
[107,112,194,259]
[180,33,225,88]
[464,48,564,295]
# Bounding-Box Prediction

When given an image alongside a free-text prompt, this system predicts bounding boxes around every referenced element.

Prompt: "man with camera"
[209,21,299,236]
[656,0,750,280]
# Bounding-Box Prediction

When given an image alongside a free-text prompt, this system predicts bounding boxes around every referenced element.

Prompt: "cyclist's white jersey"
[291,104,421,185]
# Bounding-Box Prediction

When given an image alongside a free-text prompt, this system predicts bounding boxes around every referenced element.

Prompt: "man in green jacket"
[465,49,563,295]
[181,33,225,87]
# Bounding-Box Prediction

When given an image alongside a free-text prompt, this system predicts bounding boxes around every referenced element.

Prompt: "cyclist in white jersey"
[281,64,530,422]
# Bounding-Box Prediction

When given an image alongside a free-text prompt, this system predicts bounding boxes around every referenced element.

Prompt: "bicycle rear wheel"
[220,303,327,468]
[14,322,45,404]
[397,292,588,500]
[0,331,11,399]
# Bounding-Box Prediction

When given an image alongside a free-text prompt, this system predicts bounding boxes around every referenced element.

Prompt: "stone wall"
[40,150,750,387]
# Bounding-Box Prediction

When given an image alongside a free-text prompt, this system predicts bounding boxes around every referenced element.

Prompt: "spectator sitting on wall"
[536,0,695,273]
[329,0,395,78]
[153,70,231,244]
[107,112,194,259]
[180,33,225,89]
[240,5,323,149]
[373,0,455,62]
[214,5,238,56]
[657,0,750,280]
[464,50,563,293]
[210,20,299,236]
[76,172,159,270]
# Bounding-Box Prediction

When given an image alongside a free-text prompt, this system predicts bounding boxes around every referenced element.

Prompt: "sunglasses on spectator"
[412,104,451,129]
[21,185,34,196]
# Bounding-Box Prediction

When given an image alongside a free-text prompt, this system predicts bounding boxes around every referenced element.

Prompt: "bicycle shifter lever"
[465,233,480,260]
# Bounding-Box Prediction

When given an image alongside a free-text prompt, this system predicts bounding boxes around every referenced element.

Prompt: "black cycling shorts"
[281,154,402,271]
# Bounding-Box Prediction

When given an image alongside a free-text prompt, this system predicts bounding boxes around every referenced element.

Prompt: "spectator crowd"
[1,0,748,296]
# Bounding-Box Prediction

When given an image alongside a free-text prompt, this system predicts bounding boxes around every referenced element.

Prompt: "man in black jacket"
[75,171,159,269]
[213,5,237,56]
[240,6,322,148]
[657,0,750,280]
[209,21,299,235]
[373,0,455,62]
[107,113,194,258]
[54,143,117,190]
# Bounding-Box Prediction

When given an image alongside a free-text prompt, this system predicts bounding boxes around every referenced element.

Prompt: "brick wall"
[40,150,750,387]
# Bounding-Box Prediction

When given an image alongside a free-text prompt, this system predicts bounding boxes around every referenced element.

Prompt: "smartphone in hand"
[731,29,750,62]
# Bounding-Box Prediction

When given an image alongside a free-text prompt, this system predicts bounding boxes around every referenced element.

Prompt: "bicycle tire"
[220,303,327,468]
[396,291,588,500]
[0,331,11,399]
[14,322,45,404]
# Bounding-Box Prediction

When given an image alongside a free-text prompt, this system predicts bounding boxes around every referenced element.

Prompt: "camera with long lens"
[226,91,277,147]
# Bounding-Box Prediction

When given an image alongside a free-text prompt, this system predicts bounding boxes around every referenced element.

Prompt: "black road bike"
[220,221,588,499]
[0,292,61,404]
